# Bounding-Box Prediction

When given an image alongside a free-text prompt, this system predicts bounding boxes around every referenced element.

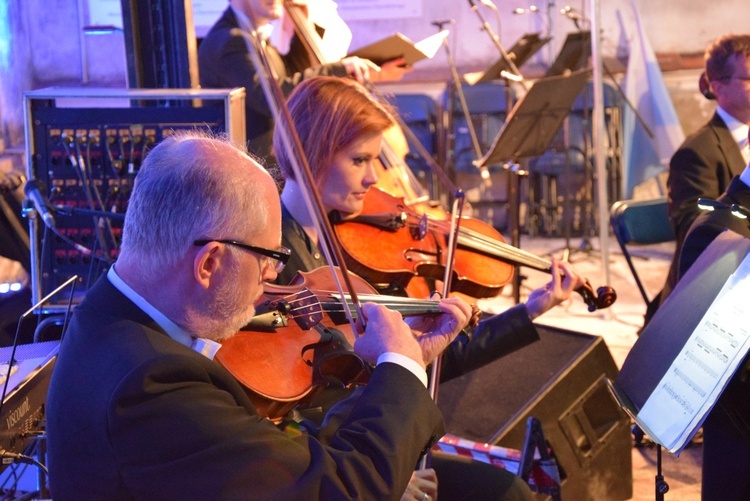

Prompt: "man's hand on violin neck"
[354,302,425,368]
[407,296,472,365]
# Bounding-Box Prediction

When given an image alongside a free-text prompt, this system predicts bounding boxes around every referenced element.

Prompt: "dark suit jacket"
[656,112,746,308]
[677,176,750,499]
[668,112,746,244]
[679,175,750,276]
[46,276,444,500]
[198,7,348,162]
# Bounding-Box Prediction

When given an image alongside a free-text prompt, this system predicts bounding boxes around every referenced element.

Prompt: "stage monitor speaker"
[438,324,632,500]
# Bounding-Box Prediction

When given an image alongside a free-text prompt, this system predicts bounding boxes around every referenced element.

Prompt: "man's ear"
[193,241,223,289]
[700,71,716,100]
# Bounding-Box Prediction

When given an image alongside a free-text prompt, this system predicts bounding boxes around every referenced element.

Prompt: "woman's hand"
[401,468,438,501]
[525,258,586,319]
[369,57,413,82]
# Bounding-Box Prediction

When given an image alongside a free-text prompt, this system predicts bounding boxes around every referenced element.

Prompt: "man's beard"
[196,264,259,343]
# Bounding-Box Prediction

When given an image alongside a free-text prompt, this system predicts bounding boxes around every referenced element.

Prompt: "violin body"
[334,188,617,311]
[334,187,514,298]
[215,268,372,419]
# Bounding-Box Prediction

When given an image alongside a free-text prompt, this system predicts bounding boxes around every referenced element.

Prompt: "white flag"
[619,0,685,199]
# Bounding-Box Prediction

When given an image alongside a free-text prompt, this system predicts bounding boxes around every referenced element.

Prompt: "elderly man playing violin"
[273,76,587,500]
[45,130,471,500]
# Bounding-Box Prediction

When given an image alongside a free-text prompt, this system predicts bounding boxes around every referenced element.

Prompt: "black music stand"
[544,31,598,254]
[545,31,591,78]
[476,69,590,301]
[474,32,551,84]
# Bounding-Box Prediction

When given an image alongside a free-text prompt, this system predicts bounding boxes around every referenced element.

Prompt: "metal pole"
[589,0,611,303]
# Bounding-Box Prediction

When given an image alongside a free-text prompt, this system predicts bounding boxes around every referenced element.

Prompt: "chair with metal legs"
[610,197,675,305]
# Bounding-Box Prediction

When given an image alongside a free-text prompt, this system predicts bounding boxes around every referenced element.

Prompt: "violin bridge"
[242,310,288,330]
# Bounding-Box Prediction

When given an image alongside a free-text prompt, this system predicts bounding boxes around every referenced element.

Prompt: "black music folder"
[473,32,551,84]
[609,230,750,453]
[476,68,589,168]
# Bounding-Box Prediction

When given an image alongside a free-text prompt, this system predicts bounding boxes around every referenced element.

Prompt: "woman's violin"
[331,187,617,312]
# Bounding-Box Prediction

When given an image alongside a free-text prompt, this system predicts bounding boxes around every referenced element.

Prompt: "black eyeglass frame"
[716,75,750,82]
[193,239,291,271]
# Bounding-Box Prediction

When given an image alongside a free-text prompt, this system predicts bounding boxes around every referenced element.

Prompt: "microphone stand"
[435,19,485,185]
[467,0,527,303]
[468,0,528,91]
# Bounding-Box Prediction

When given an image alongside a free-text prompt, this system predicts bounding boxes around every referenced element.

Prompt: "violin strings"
[422,217,551,270]
[278,290,440,318]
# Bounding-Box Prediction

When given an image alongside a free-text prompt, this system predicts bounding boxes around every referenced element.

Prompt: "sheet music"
[413,30,449,60]
[636,253,750,453]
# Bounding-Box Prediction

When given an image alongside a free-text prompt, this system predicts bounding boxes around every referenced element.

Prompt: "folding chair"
[610,197,676,305]
[441,81,512,173]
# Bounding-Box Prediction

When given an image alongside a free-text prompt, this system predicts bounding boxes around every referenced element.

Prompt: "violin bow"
[236,16,366,333]
[418,189,467,470]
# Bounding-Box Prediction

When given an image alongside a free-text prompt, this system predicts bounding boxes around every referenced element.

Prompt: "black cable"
[0,451,48,475]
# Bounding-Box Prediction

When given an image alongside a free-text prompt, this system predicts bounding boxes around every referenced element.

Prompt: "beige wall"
[1,0,748,150]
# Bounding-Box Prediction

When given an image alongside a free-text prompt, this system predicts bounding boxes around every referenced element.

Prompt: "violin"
[332,187,617,312]
[215,267,453,420]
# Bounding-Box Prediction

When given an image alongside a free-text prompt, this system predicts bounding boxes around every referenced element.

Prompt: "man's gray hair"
[120,130,269,275]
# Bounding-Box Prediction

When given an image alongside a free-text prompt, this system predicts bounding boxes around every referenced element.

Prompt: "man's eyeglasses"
[193,239,291,273]
[717,75,750,82]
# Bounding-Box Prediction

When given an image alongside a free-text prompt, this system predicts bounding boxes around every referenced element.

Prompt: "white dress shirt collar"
[231,5,274,40]
[106,266,221,360]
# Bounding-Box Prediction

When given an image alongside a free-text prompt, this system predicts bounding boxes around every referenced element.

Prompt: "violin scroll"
[575,281,617,312]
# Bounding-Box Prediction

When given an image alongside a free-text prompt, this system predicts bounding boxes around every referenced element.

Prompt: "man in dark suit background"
[677,130,750,500]
[648,33,750,321]
[198,0,409,164]
[45,131,470,499]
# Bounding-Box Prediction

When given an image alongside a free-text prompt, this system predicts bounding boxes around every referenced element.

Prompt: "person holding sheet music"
[198,0,411,165]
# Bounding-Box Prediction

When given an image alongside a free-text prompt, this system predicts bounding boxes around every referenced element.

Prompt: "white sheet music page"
[637,252,750,454]
[413,30,449,60]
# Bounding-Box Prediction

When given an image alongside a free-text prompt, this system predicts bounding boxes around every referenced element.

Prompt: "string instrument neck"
[283,0,328,66]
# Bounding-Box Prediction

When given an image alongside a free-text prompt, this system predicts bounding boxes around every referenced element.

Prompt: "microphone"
[560,5,582,20]
[24,179,56,229]
[431,19,456,29]
[514,6,539,14]
[560,5,583,28]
